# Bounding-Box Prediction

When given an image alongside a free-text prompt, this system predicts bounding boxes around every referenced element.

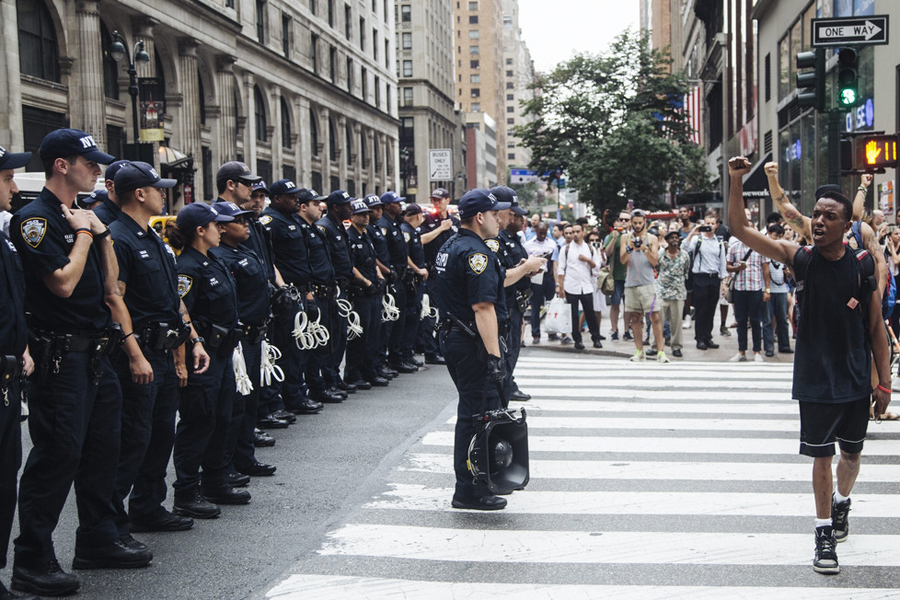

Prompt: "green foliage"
[515,29,712,217]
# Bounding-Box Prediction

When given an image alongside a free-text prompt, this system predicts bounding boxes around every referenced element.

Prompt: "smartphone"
[699,225,712,233]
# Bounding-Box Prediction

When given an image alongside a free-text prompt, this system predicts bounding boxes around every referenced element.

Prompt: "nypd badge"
[21,217,47,248]
[381,227,388,236]
[403,231,411,243]
[259,215,273,225]
[485,239,500,253]
[177,275,193,298]
[468,253,488,274]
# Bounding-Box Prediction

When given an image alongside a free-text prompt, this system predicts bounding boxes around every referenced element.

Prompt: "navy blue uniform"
[498,229,529,404]
[299,216,338,393]
[316,214,352,387]
[108,213,182,535]
[0,232,26,571]
[433,229,505,501]
[378,214,409,364]
[400,221,425,362]
[346,226,381,383]
[91,197,121,226]
[10,188,122,563]
[421,212,459,268]
[172,247,240,497]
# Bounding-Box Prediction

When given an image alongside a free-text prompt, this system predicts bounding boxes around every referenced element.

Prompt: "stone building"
[0,0,400,210]
[500,0,533,170]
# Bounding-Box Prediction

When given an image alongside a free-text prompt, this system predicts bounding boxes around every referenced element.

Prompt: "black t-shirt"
[793,246,871,403]
[0,231,27,356]
[10,188,112,332]
[109,212,181,329]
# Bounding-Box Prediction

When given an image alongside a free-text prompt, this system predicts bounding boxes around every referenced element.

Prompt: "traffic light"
[796,49,825,111]
[856,134,899,169]
[836,48,859,108]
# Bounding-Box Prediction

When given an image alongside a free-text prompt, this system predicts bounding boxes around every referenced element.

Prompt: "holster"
[0,355,19,394]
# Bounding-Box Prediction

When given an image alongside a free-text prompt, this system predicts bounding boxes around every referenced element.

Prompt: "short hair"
[118,189,137,205]
[767,223,785,236]
[43,156,76,180]
[571,223,583,232]
[575,216,589,227]
[766,212,783,224]
[460,216,476,227]
[819,191,853,222]
[704,208,718,218]
[216,179,229,195]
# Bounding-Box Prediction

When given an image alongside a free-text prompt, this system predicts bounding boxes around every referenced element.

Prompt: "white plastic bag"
[543,296,571,334]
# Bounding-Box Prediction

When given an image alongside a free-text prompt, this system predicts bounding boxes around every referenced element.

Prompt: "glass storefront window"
[801,112,817,213]
[778,35,790,101]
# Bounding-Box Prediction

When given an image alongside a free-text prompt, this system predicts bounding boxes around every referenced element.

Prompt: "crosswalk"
[266,353,900,598]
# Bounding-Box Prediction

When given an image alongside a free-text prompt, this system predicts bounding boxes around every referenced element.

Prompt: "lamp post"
[109,31,150,148]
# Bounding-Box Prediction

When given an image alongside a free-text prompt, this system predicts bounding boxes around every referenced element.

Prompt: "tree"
[515,29,712,217]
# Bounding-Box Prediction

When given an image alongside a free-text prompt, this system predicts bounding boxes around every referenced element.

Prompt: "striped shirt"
[727,238,767,292]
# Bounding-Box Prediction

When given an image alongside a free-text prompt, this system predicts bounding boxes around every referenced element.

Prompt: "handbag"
[596,267,616,296]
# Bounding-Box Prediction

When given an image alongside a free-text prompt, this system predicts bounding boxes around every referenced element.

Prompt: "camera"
[633,238,643,248]
[591,241,601,249]
[699,225,712,233]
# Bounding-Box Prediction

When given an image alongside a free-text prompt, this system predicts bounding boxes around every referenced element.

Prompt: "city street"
[31,340,900,599]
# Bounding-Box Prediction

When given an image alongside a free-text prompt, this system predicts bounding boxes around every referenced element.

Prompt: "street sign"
[428,149,452,181]
[812,16,889,47]
[509,169,538,184]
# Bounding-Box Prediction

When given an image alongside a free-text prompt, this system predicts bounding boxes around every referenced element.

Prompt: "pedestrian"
[558,222,602,350]
[762,224,793,357]
[684,210,728,350]
[585,230,607,339]
[727,155,891,575]
[107,162,207,543]
[603,211,632,341]
[10,129,150,597]
[620,209,667,362]
[726,235,770,362]
[523,222,557,344]
[418,188,457,364]
[0,146,35,600]
[657,226,690,358]
[432,188,544,511]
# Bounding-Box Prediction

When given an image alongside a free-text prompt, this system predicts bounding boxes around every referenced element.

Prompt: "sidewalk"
[529,308,795,364]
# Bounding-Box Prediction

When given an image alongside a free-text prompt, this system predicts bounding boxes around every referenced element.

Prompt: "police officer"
[0,146,36,600]
[491,186,533,405]
[399,204,429,365]
[418,188,457,365]
[378,191,416,373]
[363,194,398,381]
[316,191,357,395]
[91,160,130,225]
[10,129,151,597]
[345,199,388,388]
[210,200,278,479]
[107,162,207,542]
[170,203,249,518]
[432,189,544,511]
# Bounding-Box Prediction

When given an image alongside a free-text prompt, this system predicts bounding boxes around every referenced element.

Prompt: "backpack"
[793,245,877,318]
[848,221,896,318]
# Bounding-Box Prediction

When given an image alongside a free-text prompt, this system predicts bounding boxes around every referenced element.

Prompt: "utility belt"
[193,321,242,353]
[439,314,510,338]
[29,325,123,385]
[514,288,533,313]
[237,321,270,344]
[134,320,191,352]
[310,283,336,300]
[1,354,23,396]
[403,269,425,285]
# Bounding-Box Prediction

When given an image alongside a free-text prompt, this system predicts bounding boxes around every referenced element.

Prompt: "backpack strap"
[792,246,814,293]
[850,220,864,250]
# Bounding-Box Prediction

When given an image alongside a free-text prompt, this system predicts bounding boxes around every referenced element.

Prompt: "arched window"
[345,123,353,166]
[281,97,292,149]
[100,22,119,100]
[17,0,60,82]
[254,86,267,142]
[329,119,337,162]
[309,108,319,156]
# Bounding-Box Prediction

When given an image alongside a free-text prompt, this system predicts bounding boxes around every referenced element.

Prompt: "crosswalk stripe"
[514,378,792,389]
[399,454,900,482]
[509,388,794,401]
[444,416,803,432]
[498,399,799,414]
[364,484,900,517]
[267,575,900,600]
[511,368,794,380]
[318,524,900,566]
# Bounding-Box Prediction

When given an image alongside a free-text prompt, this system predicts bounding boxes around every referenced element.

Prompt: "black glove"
[486,354,506,384]
[306,297,320,321]
[388,268,399,284]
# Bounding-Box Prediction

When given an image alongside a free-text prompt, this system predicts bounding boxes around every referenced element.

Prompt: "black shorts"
[799,398,870,457]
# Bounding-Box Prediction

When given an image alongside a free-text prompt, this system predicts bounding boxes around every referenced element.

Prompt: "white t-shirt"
[557,241,599,295]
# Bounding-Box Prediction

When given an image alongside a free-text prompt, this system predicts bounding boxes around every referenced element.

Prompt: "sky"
[516,0,642,73]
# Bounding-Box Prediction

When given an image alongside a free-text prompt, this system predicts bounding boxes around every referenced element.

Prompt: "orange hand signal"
[866,140,882,165]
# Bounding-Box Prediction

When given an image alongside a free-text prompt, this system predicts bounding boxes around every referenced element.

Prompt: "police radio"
[467,408,529,494]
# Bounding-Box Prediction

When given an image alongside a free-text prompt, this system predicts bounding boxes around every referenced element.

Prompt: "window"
[329,45,336,81]
[345,4,351,39]
[400,117,414,147]
[402,60,412,77]
[384,40,389,68]
[254,86,267,142]
[386,83,391,112]
[373,29,378,60]
[281,97,292,148]
[402,87,413,106]
[282,14,291,56]
[505,82,513,89]
[283,165,296,181]
[309,0,316,15]
[361,66,368,99]
[507,118,514,124]
[17,0,60,82]
[470,60,479,69]
[471,102,480,112]
[506,106,514,113]
[360,130,367,167]
[468,15,477,23]
[256,0,266,43]
[471,88,480,97]
[359,17,365,49]
[327,0,334,27]
[508,153,515,160]
[507,141,515,148]
[506,70,513,77]
[346,125,353,166]
[329,120,337,161]
[346,57,353,91]
[400,4,410,22]
[506,58,513,65]
[468,30,479,39]
[197,69,205,125]
[468,1,477,8]
[100,23,119,100]
[401,32,412,49]
[375,75,381,107]
[310,33,318,73]
[470,74,480,83]
[469,45,479,54]
[383,0,387,22]
[312,171,322,191]
[506,94,514,101]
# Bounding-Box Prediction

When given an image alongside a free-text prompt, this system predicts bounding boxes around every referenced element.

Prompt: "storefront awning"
[158,146,193,169]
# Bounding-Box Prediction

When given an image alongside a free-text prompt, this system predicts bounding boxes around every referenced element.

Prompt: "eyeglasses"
[616,218,628,222]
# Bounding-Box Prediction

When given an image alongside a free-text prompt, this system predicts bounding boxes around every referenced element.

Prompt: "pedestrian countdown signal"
[857,134,898,169]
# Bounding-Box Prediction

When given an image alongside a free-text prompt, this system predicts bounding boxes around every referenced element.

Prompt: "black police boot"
[0,580,36,600]
[509,390,531,402]
[308,388,344,403]
[201,485,251,505]
[289,399,324,414]
[424,354,446,365]
[410,357,424,367]
[118,533,150,554]
[347,379,372,390]
[336,381,358,394]
[129,508,194,533]
[257,414,290,429]
[378,368,397,380]
[451,495,507,511]
[173,489,222,519]
[227,471,251,487]
[236,462,277,476]
[368,376,390,387]
[271,409,297,424]
[11,560,79,597]
[327,386,349,399]
[389,361,418,374]
[71,538,153,570]
[253,429,276,447]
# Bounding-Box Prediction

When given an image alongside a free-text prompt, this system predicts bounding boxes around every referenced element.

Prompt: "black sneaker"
[173,490,222,519]
[610,331,619,341]
[832,497,851,543]
[813,525,840,574]
[72,538,153,570]
[623,331,634,341]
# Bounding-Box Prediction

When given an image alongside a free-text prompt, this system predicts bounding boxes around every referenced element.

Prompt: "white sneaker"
[682,320,692,329]
[629,350,645,362]
[657,351,670,363]
[729,353,747,362]
[754,352,764,362]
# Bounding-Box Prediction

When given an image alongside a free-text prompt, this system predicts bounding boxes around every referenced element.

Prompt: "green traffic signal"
[836,48,859,108]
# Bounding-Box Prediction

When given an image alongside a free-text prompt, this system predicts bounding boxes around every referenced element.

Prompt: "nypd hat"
[211,201,254,219]
[251,180,269,193]
[430,187,450,200]
[404,203,424,215]
[458,188,511,220]
[270,179,300,197]
[379,191,405,204]
[363,194,382,208]
[491,185,527,216]
[39,128,116,164]
[85,189,107,205]
[176,202,233,232]
[105,160,131,183]
[0,146,32,170]
[115,161,177,195]
[326,190,354,206]
[298,188,327,203]
[216,161,262,185]
[350,199,372,215]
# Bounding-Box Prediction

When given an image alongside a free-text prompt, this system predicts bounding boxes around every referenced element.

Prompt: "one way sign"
[812,15,889,47]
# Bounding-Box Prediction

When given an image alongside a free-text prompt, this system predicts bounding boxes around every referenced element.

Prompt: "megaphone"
[466,408,529,494]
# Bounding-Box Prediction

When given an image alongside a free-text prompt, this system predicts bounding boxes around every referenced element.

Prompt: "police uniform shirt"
[348,226,378,282]
[10,188,112,332]
[176,246,239,330]
[92,197,122,225]
[367,223,390,267]
[421,212,459,267]
[259,207,312,286]
[401,221,425,269]
[210,243,270,326]
[316,213,353,282]
[499,229,530,306]
[433,229,504,323]
[298,217,335,285]
[244,219,277,284]
[109,212,180,328]
[481,235,510,320]
[377,213,409,269]
[0,230,27,356]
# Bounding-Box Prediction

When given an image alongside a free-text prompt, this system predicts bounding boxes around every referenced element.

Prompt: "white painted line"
[516,356,795,370]
[513,369,794,381]
[514,378,790,389]
[319,524,900,566]
[400,454,900,483]
[267,575,900,600]
[510,388,792,401]
[499,400,799,414]
[364,484,900,517]
[444,416,800,432]
[419,432,900,456]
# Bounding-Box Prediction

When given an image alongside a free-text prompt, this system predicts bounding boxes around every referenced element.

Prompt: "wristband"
[95,228,111,239]
[121,331,134,344]
[190,336,205,346]
[876,384,892,394]
[858,186,868,192]
[75,228,93,239]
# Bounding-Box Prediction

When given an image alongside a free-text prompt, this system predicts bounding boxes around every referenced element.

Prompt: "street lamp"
[109,30,150,148]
